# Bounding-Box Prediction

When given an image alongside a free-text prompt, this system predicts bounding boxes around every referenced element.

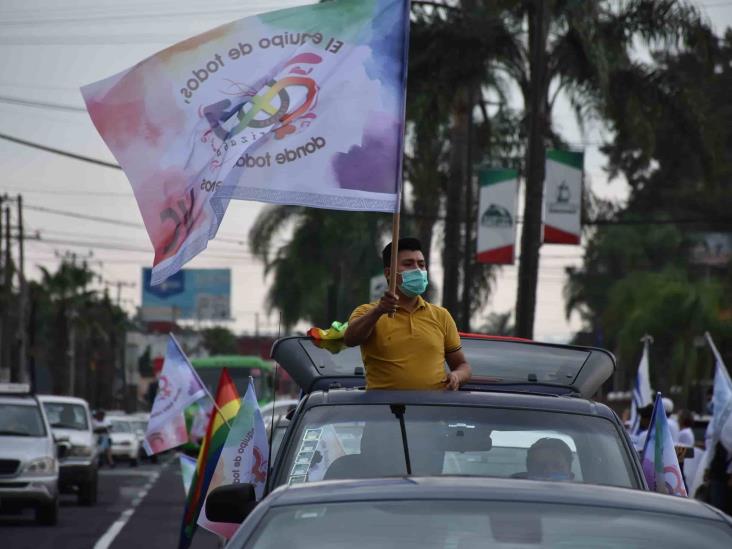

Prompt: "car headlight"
[68,445,93,457]
[24,457,57,476]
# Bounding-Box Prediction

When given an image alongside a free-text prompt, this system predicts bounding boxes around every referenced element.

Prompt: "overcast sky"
[0,0,730,340]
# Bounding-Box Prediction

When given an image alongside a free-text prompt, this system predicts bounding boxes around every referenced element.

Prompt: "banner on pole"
[144,335,207,455]
[476,168,518,265]
[543,149,583,245]
[82,0,410,285]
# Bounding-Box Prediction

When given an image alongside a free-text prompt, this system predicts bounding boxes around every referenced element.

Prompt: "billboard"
[141,268,231,320]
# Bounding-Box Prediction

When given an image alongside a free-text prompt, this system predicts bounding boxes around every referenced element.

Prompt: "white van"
[39,395,99,505]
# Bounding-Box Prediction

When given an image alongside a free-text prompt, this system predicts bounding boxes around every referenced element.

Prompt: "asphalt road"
[0,456,221,549]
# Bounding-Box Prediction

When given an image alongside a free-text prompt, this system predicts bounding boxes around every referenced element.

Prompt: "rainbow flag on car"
[179,368,241,548]
[641,393,687,497]
[198,379,269,539]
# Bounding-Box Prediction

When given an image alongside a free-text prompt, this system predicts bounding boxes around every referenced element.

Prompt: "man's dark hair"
[382,237,423,268]
[527,437,573,468]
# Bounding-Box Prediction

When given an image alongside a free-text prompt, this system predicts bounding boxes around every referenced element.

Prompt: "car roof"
[0,394,40,406]
[301,388,617,420]
[38,394,89,406]
[272,335,615,399]
[266,476,724,521]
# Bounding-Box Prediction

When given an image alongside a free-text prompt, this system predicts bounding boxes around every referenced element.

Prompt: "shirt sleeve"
[348,302,375,323]
[443,310,462,354]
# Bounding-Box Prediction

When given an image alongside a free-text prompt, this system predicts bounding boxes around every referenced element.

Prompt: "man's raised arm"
[344,291,399,347]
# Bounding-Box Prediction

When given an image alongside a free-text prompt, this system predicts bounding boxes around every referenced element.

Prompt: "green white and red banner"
[543,149,583,245]
[476,168,518,265]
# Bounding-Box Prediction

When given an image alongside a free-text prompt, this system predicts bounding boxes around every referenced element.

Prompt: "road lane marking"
[93,464,165,549]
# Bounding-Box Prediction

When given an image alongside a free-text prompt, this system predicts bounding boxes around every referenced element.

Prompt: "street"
[0,456,220,549]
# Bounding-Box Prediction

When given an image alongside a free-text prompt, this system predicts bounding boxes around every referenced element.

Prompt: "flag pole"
[705,331,723,362]
[169,333,231,428]
[387,0,411,319]
[387,203,401,319]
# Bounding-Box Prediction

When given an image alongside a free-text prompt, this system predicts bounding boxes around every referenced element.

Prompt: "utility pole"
[3,205,12,382]
[16,194,27,383]
[111,280,135,306]
[515,0,549,339]
[0,196,5,382]
[67,307,78,396]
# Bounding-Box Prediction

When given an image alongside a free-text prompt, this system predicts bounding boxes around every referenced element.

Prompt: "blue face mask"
[399,268,428,297]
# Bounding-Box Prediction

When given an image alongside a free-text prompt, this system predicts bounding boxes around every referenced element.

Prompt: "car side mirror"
[205,484,258,524]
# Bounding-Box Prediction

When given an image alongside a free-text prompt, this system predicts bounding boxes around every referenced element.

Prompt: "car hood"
[52,427,94,447]
[0,435,53,461]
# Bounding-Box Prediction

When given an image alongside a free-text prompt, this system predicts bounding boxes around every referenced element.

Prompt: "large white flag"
[144,334,207,454]
[705,332,732,453]
[629,337,654,436]
[82,0,409,285]
[198,380,269,539]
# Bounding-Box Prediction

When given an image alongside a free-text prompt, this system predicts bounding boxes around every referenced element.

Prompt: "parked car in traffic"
[39,394,98,505]
[212,476,732,548]
[0,384,60,525]
[108,416,140,466]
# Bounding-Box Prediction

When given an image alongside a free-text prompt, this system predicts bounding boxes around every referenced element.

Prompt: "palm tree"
[465,0,703,338]
[248,206,390,330]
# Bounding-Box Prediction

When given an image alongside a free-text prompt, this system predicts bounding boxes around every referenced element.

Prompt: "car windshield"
[0,403,46,437]
[277,405,636,488]
[109,420,131,433]
[43,402,88,430]
[236,500,732,549]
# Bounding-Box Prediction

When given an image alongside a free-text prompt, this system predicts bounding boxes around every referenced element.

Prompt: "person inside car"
[344,237,471,391]
[526,437,575,482]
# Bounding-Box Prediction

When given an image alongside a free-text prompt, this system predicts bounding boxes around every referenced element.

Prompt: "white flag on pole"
[629,337,654,436]
[705,332,732,453]
[144,334,207,454]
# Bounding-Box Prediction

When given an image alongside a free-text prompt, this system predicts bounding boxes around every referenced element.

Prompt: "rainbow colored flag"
[198,379,269,538]
[179,368,241,548]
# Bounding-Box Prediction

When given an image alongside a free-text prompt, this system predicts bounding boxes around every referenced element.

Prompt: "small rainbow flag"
[179,368,240,548]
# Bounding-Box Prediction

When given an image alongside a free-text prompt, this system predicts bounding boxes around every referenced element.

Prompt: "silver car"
[0,385,59,525]
[39,395,98,506]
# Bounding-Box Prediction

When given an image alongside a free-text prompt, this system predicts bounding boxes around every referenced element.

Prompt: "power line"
[25,203,139,228]
[0,3,293,25]
[0,132,120,170]
[0,185,131,198]
[0,94,86,113]
[22,203,251,245]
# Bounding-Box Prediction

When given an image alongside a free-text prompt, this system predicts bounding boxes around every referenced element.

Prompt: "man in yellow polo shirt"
[344,237,472,390]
